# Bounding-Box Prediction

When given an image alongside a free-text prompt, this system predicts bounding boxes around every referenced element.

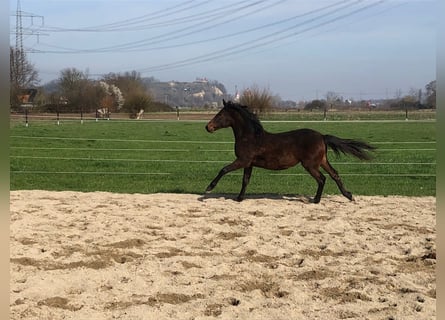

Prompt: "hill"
[41,77,231,109]
[143,77,230,108]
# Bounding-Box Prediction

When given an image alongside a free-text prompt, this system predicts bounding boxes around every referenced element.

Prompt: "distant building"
[17,88,37,107]
[194,77,208,83]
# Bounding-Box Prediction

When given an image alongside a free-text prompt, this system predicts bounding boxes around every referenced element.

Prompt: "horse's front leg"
[236,166,253,202]
[206,159,246,194]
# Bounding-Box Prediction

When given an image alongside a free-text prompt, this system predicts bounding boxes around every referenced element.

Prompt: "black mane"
[224,101,264,135]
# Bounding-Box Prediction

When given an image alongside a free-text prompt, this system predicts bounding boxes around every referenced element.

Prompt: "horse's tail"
[323,135,376,160]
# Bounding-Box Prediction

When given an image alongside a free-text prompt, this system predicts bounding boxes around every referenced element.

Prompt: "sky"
[10,0,436,101]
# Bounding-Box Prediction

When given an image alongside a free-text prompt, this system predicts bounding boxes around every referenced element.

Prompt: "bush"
[122,92,152,116]
[239,85,274,115]
[305,99,326,111]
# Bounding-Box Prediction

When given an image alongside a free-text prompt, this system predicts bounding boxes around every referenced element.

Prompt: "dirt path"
[10,191,436,319]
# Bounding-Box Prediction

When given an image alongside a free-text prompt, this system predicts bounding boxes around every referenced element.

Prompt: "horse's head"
[205,99,233,133]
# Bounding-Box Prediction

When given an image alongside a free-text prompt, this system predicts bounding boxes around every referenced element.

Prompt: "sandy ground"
[10,191,436,320]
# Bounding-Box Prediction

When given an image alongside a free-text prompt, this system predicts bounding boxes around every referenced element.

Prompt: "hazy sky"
[10,0,436,101]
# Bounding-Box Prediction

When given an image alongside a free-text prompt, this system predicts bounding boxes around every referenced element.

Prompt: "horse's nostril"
[206,124,213,132]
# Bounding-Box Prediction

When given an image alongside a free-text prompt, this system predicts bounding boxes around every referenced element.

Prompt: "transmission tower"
[15,0,24,82]
[11,0,45,87]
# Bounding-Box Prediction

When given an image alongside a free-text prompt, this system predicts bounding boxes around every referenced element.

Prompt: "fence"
[10,115,436,196]
[10,135,436,179]
[10,108,436,125]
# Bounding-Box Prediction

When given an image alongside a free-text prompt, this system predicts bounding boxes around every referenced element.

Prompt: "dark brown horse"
[205,100,375,203]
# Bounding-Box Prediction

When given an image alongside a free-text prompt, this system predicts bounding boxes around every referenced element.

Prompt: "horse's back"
[270,128,324,145]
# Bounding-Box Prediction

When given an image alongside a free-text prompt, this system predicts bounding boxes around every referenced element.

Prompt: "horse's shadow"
[197,193,314,203]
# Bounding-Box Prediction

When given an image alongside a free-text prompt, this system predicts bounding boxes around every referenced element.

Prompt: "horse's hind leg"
[302,164,326,204]
[321,159,353,201]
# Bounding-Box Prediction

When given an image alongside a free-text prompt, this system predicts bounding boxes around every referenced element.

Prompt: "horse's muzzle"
[206,124,215,133]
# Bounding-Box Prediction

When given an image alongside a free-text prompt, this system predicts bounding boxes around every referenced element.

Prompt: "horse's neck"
[231,115,262,141]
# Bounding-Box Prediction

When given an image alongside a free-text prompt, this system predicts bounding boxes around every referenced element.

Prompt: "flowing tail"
[323,135,376,160]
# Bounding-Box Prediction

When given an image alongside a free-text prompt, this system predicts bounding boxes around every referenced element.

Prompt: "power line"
[97,0,285,52]
[39,0,211,32]
[86,0,339,54]
[29,0,358,56]
[15,0,396,79]
[41,0,275,34]
[135,0,385,73]
[31,0,280,54]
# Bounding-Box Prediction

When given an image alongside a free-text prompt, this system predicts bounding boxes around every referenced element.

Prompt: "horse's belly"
[253,154,299,170]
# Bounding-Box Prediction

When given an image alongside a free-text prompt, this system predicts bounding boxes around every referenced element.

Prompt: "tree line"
[10,47,436,115]
[10,47,171,116]
[303,84,436,111]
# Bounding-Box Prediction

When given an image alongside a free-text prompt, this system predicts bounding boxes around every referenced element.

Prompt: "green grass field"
[10,117,436,197]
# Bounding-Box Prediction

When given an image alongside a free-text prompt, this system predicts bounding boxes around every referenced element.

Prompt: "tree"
[239,85,274,115]
[59,68,84,94]
[400,95,417,109]
[99,81,124,111]
[425,80,436,109]
[305,99,326,111]
[58,68,105,112]
[102,71,155,116]
[102,71,145,96]
[10,46,40,108]
[325,91,340,103]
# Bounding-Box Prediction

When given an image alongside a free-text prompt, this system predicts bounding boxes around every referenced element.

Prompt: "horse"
[205,100,376,203]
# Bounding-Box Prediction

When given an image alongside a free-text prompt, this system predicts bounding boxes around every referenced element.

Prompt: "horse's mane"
[224,101,264,135]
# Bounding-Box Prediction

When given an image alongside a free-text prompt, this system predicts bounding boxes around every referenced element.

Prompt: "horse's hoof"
[235,197,244,202]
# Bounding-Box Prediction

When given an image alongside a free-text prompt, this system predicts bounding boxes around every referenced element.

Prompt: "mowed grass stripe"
[10,119,436,196]
[10,135,232,144]
[10,155,436,166]
[10,135,436,145]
